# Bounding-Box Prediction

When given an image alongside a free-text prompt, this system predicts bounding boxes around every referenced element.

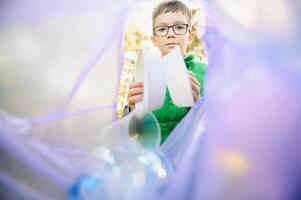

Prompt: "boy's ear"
[151,35,158,47]
[188,31,195,45]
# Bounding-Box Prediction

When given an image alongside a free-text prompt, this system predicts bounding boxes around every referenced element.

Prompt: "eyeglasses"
[153,24,189,37]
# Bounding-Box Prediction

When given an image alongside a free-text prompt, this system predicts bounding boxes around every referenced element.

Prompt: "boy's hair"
[152,0,192,27]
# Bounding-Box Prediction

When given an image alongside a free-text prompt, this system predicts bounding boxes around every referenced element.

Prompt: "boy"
[125,0,207,144]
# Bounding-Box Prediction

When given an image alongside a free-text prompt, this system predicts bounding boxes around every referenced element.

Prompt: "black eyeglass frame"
[153,23,190,37]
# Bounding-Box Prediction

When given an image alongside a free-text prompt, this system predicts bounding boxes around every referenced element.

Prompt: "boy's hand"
[188,71,201,102]
[127,82,144,110]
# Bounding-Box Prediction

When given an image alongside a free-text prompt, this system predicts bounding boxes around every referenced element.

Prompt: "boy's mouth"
[165,43,178,47]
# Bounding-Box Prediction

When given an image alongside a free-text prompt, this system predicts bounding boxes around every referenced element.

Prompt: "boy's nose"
[167,34,175,38]
[167,27,175,38]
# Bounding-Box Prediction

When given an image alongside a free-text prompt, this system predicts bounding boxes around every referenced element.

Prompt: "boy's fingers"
[128,87,143,97]
[128,95,143,105]
[192,91,199,101]
[190,82,200,101]
[129,82,144,89]
[188,71,196,78]
[189,76,200,89]
[190,80,200,94]
[190,77,200,87]
[188,72,200,85]
[187,72,201,101]
[127,82,143,108]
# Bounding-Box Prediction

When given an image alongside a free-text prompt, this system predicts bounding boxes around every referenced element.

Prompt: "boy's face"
[151,11,195,57]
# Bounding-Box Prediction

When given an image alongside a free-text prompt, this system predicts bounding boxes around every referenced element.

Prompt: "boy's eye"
[157,27,167,32]
[174,25,186,30]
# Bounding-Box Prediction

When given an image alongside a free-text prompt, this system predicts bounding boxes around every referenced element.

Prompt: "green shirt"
[152,54,207,144]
